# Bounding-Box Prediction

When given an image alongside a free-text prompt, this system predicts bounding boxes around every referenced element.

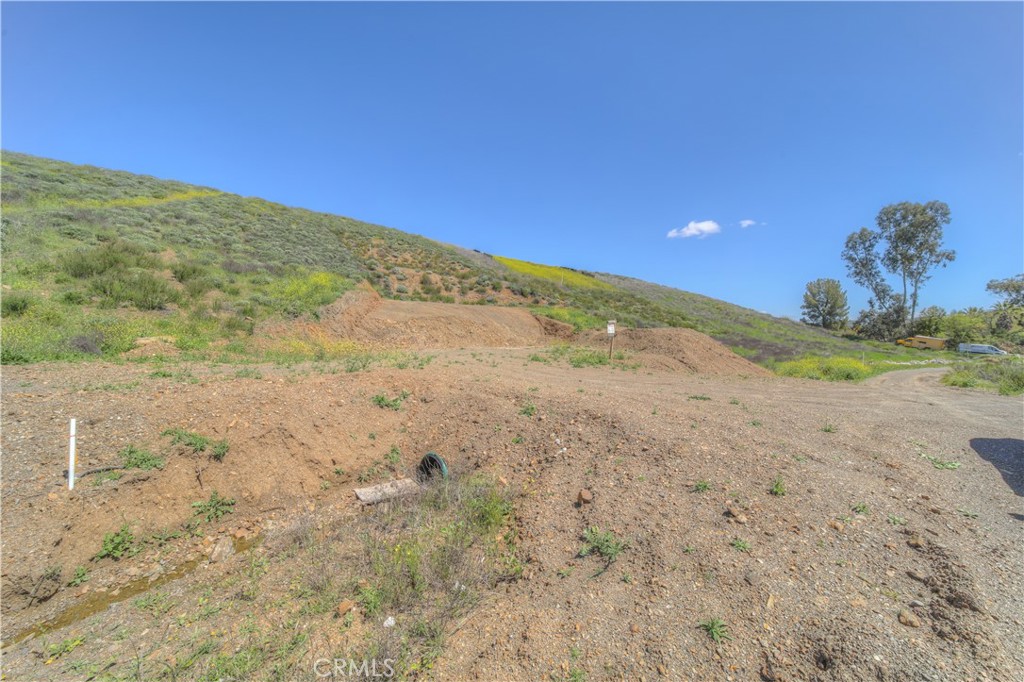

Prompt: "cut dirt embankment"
[314,285,570,349]
[578,327,772,376]
[267,285,764,377]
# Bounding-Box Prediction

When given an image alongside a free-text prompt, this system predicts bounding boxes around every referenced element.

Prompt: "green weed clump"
[162,428,228,460]
[119,445,164,470]
[269,271,351,318]
[579,527,627,567]
[192,491,236,522]
[95,524,136,560]
[941,358,1024,396]
[775,356,872,382]
[353,474,518,673]
[530,307,604,332]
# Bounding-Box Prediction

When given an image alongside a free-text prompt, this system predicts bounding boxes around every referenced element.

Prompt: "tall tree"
[801,278,849,330]
[841,228,892,308]
[875,201,954,324]
[986,274,1024,307]
[842,201,955,337]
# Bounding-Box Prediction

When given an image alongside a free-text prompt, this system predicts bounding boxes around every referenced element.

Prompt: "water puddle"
[4,534,260,648]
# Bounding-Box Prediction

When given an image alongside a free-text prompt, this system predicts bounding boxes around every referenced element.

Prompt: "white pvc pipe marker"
[68,418,77,491]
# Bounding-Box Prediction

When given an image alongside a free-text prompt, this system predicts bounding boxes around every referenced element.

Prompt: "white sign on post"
[607,320,616,336]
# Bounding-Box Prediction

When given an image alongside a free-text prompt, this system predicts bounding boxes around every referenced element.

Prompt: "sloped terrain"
[1,151,873,367]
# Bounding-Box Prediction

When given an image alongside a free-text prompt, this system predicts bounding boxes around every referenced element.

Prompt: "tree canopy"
[842,201,955,339]
[801,278,849,331]
[986,275,1024,307]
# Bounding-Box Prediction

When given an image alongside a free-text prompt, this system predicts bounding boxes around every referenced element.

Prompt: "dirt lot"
[1,332,1022,680]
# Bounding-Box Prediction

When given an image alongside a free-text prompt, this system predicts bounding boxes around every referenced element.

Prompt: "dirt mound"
[317,286,556,349]
[579,327,771,376]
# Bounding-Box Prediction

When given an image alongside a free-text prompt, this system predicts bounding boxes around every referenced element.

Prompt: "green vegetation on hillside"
[493,255,612,290]
[1,151,934,369]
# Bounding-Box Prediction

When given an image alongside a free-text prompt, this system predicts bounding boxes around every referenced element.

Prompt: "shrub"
[90,270,179,310]
[95,524,135,560]
[60,240,158,278]
[119,445,164,470]
[1,292,32,317]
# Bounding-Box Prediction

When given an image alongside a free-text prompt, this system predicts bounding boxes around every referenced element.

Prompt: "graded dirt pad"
[579,327,772,376]
[1,355,1022,681]
[312,286,564,349]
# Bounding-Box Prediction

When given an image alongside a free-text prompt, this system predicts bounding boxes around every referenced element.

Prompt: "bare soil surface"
[1,337,1021,680]
[307,286,570,350]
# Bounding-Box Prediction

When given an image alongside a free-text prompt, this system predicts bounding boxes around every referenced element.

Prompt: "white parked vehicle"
[957,343,1008,355]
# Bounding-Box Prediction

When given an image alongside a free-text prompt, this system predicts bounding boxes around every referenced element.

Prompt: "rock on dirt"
[208,537,234,563]
[899,609,922,628]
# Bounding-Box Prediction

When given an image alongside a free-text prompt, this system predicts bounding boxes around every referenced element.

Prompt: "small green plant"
[91,470,122,486]
[372,391,409,410]
[699,618,733,643]
[769,477,786,497]
[749,420,762,427]
[334,467,345,477]
[163,427,210,453]
[119,444,164,470]
[957,508,979,519]
[557,566,574,578]
[852,502,870,515]
[730,538,751,553]
[46,637,84,661]
[692,480,712,493]
[150,528,181,547]
[923,455,961,470]
[821,419,837,433]
[134,591,175,616]
[887,514,907,526]
[729,398,740,405]
[211,440,229,462]
[511,435,524,444]
[162,428,225,461]
[386,445,402,467]
[67,566,89,587]
[192,491,236,522]
[95,524,135,561]
[579,527,627,566]
[621,573,634,584]
[519,402,537,417]
[688,394,711,401]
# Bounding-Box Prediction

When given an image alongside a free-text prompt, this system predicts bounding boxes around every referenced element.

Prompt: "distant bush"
[171,262,207,283]
[60,240,158,278]
[1,292,32,317]
[90,270,179,310]
[59,291,88,305]
[775,356,872,382]
[942,358,1024,396]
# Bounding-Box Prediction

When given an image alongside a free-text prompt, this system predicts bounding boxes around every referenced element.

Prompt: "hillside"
[0,151,869,365]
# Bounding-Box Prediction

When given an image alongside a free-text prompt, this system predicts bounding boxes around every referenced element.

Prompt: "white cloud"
[667,220,721,239]
[738,219,757,228]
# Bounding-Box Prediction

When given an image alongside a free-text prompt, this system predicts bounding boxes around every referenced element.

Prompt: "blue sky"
[2,2,1021,319]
